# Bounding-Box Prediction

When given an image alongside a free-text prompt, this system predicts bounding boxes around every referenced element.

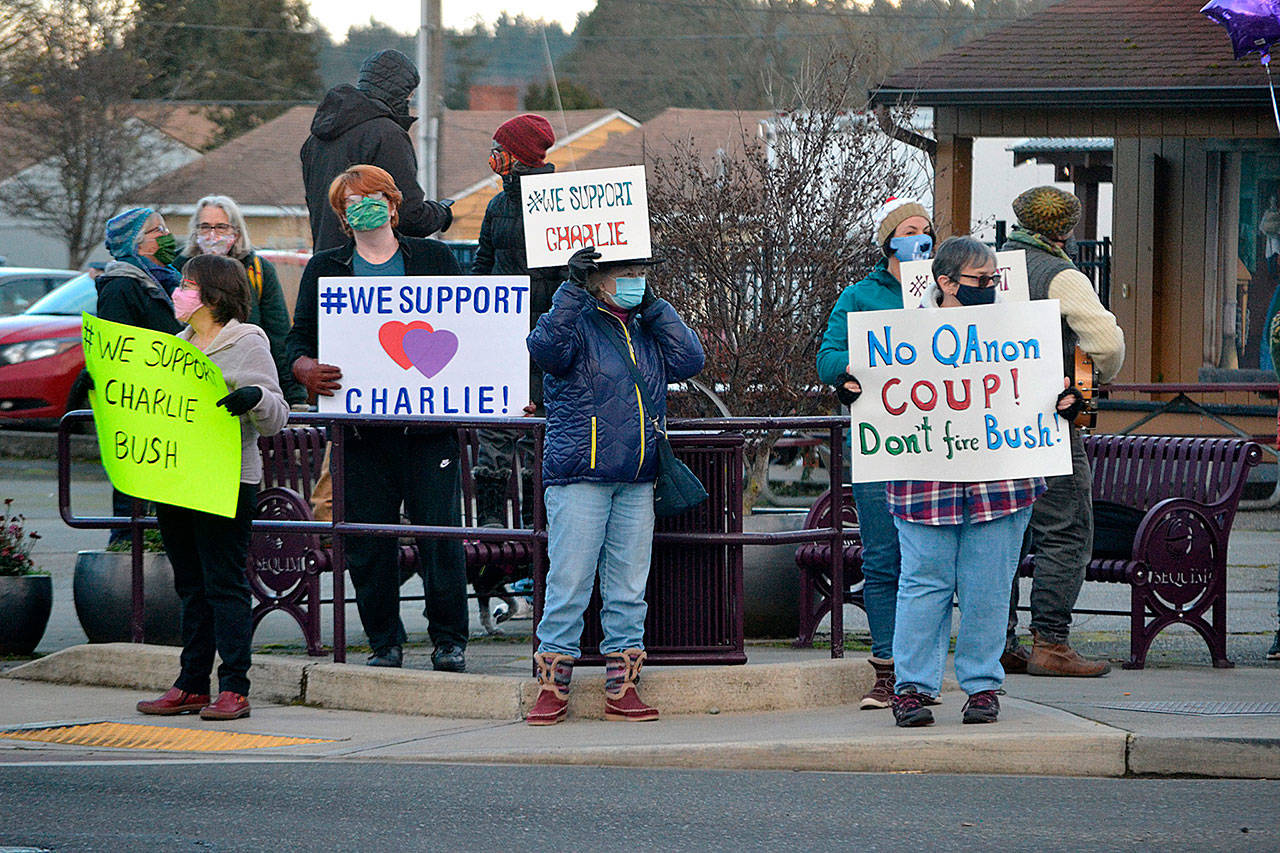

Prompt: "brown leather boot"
[859,657,895,710]
[604,648,659,722]
[526,652,574,725]
[1027,629,1111,677]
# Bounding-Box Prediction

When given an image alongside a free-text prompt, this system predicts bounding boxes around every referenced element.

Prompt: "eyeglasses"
[179,278,200,290]
[196,223,235,234]
[343,192,386,205]
[143,224,169,236]
[957,272,1002,288]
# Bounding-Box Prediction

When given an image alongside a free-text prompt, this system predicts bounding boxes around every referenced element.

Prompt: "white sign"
[317,276,530,417]
[846,300,1072,483]
[898,250,1031,307]
[520,165,652,268]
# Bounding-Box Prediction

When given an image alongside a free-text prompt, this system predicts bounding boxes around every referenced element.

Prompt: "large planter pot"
[742,510,808,639]
[0,574,53,655]
[73,551,183,645]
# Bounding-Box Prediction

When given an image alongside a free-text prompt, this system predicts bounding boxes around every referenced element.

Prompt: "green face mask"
[152,233,179,266]
[345,197,391,232]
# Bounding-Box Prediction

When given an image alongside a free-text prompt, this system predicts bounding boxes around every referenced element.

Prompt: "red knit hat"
[493,114,555,167]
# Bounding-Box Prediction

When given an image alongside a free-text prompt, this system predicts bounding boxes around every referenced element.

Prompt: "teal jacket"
[816,258,902,384]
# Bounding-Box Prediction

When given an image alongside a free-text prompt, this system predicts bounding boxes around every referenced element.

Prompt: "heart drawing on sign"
[402,327,459,378]
[378,320,435,369]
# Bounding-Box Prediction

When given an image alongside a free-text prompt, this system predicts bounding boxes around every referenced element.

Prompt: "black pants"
[157,483,257,697]
[341,427,467,654]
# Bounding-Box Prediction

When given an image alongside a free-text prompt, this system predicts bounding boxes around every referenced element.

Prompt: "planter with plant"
[73,527,182,645]
[0,499,53,656]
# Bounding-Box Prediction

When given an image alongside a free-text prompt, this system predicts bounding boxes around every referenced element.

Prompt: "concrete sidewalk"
[3,643,1276,779]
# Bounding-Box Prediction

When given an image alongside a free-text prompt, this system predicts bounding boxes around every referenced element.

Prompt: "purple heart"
[402,328,458,379]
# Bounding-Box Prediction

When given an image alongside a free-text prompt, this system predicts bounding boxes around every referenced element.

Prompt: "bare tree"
[0,0,156,267]
[649,52,920,510]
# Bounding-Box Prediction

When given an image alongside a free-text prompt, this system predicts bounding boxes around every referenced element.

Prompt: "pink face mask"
[172,287,204,322]
[196,232,235,256]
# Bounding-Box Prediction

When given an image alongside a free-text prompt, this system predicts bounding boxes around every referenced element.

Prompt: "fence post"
[331,423,347,663]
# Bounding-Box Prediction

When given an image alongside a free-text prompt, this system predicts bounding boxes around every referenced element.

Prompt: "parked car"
[0,267,79,317]
[0,272,97,426]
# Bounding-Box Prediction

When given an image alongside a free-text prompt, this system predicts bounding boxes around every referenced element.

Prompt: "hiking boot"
[859,657,895,710]
[137,687,209,716]
[891,688,935,727]
[526,651,574,726]
[604,649,659,722]
[367,645,403,668]
[1027,629,1111,677]
[962,690,1000,724]
[1267,630,1280,661]
[432,643,466,673]
[1001,641,1030,675]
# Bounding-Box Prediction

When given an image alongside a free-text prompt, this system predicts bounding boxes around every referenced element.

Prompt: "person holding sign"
[285,164,469,673]
[850,237,1077,727]
[815,197,934,711]
[1000,186,1124,678]
[524,246,705,725]
[136,254,288,721]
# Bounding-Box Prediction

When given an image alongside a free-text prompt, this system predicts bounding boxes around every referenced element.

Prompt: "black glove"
[217,385,263,416]
[567,246,601,287]
[637,280,657,312]
[1057,385,1086,421]
[835,372,862,406]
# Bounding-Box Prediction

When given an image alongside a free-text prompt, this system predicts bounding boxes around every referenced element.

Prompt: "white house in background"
[0,106,217,269]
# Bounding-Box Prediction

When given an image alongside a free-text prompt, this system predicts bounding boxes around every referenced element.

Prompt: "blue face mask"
[611,276,646,309]
[889,233,933,261]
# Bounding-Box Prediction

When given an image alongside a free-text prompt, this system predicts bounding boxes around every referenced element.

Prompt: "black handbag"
[590,312,708,517]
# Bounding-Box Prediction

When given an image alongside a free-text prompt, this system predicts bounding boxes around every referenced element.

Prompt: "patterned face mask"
[345,197,391,232]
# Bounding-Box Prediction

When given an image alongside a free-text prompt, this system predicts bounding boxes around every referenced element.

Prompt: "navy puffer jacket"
[528,282,705,487]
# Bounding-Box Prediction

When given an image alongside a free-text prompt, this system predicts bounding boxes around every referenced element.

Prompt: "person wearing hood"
[815,197,935,712]
[1000,186,1124,678]
[469,113,558,632]
[136,254,288,722]
[300,48,452,252]
[96,207,183,545]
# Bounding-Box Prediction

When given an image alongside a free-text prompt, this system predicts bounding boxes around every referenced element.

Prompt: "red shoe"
[526,651,573,726]
[604,683,659,722]
[137,687,209,716]
[199,691,251,721]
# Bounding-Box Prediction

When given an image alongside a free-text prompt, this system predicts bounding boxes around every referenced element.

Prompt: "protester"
[285,164,468,672]
[524,246,705,725]
[816,197,934,710]
[840,236,1078,727]
[301,48,452,252]
[136,254,288,721]
[96,207,182,545]
[469,113,559,632]
[1270,313,1280,661]
[176,195,305,406]
[1001,186,1125,677]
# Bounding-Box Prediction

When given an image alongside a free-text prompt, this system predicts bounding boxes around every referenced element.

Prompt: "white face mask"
[196,232,235,256]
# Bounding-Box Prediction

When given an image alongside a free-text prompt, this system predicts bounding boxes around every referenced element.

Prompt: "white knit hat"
[872,197,931,246]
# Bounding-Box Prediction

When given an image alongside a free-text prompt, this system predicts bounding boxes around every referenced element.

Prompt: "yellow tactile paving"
[0,722,334,752]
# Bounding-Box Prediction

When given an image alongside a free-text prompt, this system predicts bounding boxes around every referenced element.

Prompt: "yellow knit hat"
[1012,186,1081,238]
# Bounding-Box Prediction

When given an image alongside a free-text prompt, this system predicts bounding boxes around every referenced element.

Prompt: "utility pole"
[416,0,441,200]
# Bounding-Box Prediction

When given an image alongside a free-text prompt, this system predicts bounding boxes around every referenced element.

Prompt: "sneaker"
[859,658,894,710]
[891,688,935,727]
[432,643,466,673]
[962,690,1000,724]
[367,645,403,668]
[1267,630,1280,661]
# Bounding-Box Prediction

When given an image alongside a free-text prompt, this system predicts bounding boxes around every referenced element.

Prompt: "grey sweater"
[179,319,289,484]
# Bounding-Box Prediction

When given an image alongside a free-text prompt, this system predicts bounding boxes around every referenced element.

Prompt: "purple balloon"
[1202,0,1280,59]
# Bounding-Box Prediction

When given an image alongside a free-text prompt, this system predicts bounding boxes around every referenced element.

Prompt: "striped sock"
[553,658,573,690]
[605,658,626,693]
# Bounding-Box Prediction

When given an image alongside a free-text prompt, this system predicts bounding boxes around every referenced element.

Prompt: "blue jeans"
[852,480,900,660]
[537,481,656,658]
[892,507,1031,696]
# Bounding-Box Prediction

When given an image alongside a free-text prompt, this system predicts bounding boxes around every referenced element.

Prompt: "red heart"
[378,320,434,369]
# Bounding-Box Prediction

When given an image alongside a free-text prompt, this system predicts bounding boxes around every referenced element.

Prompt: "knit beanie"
[873,197,931,246]
[1012,186,1081,238]
[493,114,555,168]
[104,207,154,261]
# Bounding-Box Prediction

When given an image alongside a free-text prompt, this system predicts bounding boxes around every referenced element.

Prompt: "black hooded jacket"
[300,84,451,252]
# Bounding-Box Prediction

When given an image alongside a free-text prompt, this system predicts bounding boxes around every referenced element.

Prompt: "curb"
[1128,734,1280,780]
[6,644,878,721]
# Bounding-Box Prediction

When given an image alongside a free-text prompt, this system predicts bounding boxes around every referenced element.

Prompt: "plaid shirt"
[887,478,1046,526]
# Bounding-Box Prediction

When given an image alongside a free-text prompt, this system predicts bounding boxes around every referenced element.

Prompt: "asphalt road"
[0,763,1276,851]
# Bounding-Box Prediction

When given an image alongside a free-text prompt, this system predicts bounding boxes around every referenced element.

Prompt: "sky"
[307,1,597,41]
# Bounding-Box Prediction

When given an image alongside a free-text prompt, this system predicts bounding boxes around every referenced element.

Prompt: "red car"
[0,272,97,426]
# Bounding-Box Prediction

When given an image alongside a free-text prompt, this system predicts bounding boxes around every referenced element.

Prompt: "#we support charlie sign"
[318,276,529,417]
[520,165,651,268]
[81,313,241,517]
[845,301,1073,483]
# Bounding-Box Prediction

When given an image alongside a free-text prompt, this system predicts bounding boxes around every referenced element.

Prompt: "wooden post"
[934,134,973,237]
